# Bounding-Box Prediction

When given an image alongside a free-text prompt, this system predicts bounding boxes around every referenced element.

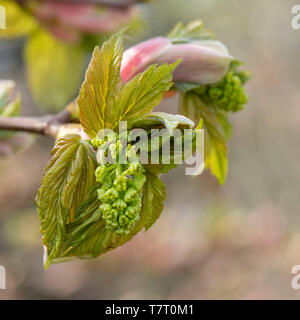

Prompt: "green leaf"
[129,112,194,132]
[175,82,203,93]
[139,172,167,230]
[0,80,14,110]
[128,112,196,175]
[77,30,124,138]
[55,185,108,262]
[0,95,20,118]
[167,20,216,43]
[36,134,97,269]
[115,62,180,128]
[77,30,179,136]
[0,95,21,139]
[0,81,20,118]
[180,93,228,184]
[50,172,166,262]
[215,109,233,140]
[143,163,178,174]
[0,81,30,156]
[0,81,21,139]
[0,1,38,38]
[25,28,85,112]
[208,143,228,185]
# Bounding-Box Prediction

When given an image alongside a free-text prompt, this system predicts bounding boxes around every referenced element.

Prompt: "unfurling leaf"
[167,20,216,42]
[115,62,180,127]
[129,112,195,175]
[129,112,194,131]
[77,30,179,137]
[54,171,166,262]
[139,171,167,230]
[25,29,85,112]
[77,30,124,138]
[133,112,194,132]
[180,93,228,184]
[36,135,97,269]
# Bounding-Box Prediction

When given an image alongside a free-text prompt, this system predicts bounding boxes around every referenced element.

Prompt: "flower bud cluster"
[195,66,249,112]
[93,137,146,235]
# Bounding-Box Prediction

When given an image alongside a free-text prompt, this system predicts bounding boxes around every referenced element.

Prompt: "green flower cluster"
[93,137,146,235]
[195,62,250,112]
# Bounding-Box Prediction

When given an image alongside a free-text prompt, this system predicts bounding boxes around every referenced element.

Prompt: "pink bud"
[34,3,138,43]
[121,37,172,82]
[121,37,233,84]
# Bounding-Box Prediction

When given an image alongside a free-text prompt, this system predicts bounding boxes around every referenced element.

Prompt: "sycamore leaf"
[129,112,198,175]
[215,109,233,140]
[143,163,178,174]
[25,28,85,112]
[180,93,228,184]
[55,185,108,262]
[208,142,228,185]
[144,112,194,133]
[115,62,180,128]
[138,172,167,230]
[0,1,37,38]
[175,82,202,93]
[36,135,97,269]
[129,112,194,132]
[77,30,124,138]
[51,172,166,262]
[167,20,216,43]
[77,30,179,136]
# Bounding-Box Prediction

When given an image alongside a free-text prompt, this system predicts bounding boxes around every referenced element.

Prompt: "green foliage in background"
[0,1,140,112]
[25,29,85,112]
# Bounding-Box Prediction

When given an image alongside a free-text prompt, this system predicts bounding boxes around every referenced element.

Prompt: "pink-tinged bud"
[121,37,233,84]
[121,37,172,82]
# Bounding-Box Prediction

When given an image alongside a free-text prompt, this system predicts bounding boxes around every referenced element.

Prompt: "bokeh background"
[1,0,300,299]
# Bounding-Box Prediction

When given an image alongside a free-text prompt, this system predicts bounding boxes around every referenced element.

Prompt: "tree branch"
[0,109,73,138]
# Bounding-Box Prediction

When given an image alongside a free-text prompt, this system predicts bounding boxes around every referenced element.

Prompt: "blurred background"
[1,0,300,299]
